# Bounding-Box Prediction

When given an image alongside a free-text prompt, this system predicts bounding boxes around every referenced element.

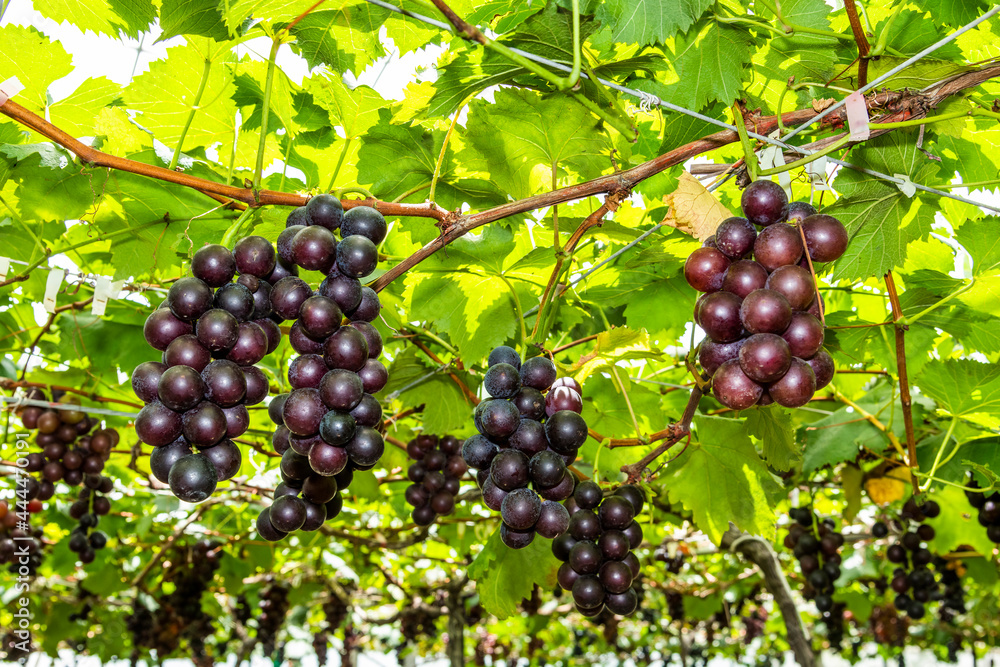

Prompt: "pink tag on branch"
[845,91,870,141]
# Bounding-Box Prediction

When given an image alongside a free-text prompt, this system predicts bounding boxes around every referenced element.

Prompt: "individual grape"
[484,362,521,399]
[519,356,557,391]
[722,259,768,299]
[597,496,634,530]
[349,394,382,428]
[684,247,730,293]
[488,345,521,369]
[214,283,255,322]
[801,215,848,262]
[309,442,349,476]
[501,488,542,530]
[574,481,603,510]
[158,365,207,412]
[224,322,267,366]
[144,308,193,350]
[698,339,744,376]
[768,358,816,408]
[341,206,388,245]
[481,477,507,511]
[256,318,282,354]
[319,411,356,446]
[270,495,307,532]
[182,401,228,447]
[191,244,237,287]
[740,289,792,335]
[572,576,606,609]
[302,475,339,504]
[714,217,757,259]
[462,434,498,469]
[544,411,588,453]
[306,194,343,230]
[697,291,744,343]
[512,387,546,421]
[290,432,322,456]
[545,386,583,416]
[599,530,631,560]
[754,223,803,271]
[300,500,327,531]
[782,313,825,360]
[358,359,388,394]
[738,333,792,383]
[289,321,325,355]
[475,398,521,439]
[297,296,342,340]
[167,277,214,322]
[278,225,305,264]
[256,509,287,542]
[168,453,218,503]
[135,401,183,447]
[599,560,633,594]
[509,419,548,456]
[287,354,326,390]
[349,321,383,359]
[233,236,276,278]
[243,366,270,405]
[348,287,381,322]
[786,201,817,223]
[291,226,337,273]
[323,326,368,372]
[711,360,763,410]
[490,449,529,491]
[202,439,241,480]
[569,510,602,541]
[195,308,239,352]
[553,533,578,561]
[345,427,384,466]
[765,265,815,311]
[500,524,535,549]
[282,388,326,436]
[163,334,212,371]
[319,368,364,410]
[569,541,602,574]
[266,257,299,283]
[805,349,835,390]
[132,361,168,403]
[703,235,717,248]
[336,235,378,278]
[270,276,313,322]
[605,589,638,616]
[741,180,788,227]
[536,500,571,538]
[319,272,363,314]
[221,404,250,438]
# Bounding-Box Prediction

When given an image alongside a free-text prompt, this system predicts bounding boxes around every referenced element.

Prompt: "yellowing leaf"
[662,172,731,240]
[865,467,911,505]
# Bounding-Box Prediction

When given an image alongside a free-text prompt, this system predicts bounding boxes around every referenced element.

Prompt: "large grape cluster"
[258,198,390,541]
[132,239,280,502]
[686,181,845,410]
[462,346,589,549]
[404,434,467,526]
[782,508,845,642]
[552,482,645,617]
[66,473,115,564]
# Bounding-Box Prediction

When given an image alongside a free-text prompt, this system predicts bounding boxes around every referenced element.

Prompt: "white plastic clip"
[43,268,65,313]
[0,256,8,279]
[0,77,24,106]
[893,173,917,198]
[845,91,871,141]
[758,131,792,198]
[806,155,831,191]
[91,277,124,316]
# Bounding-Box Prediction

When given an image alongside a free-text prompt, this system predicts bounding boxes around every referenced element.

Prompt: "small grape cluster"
[132,238,281,502]
[966,484,1000,545]
[686,181,845,410]
[315,591,350,666]
[257,582,290,658]
[404,435,467,526]
[783,508,845,625]
[19,390,116,497]
[552,482,645,617]
[258,199,390,541]
[66,474,114,564]
[0,499,44,576]
[462,346,589,549]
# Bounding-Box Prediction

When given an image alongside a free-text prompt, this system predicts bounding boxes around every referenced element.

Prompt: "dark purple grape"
[358,359,388,394]
[132,361,167,403]
[574,481,602,510]
[754,223,803,272]
[569,540,602,574]
[348,287,381,322]
[490,449,529,491]
[150,438,192,483]
[266,257,298,283]
[572,576,606,609]
[233,236,276,278]
[544,410,588,453]
[269,276,313,322]
[545,386,583,416]
[135,401,183,447]
[290,432,321,456]
[300,500,327,531]
[768,358,816,408]
[214,283,255,322]
[553,533,578,561]
[349,394,382,428]
[598,530,630,560]
[269,393,289,426]
[291,226,337,273]
[605,588,638,616]
[195,308,239,352]
[167,277,214,322]
[801,214,848,262]
[319,368,364,410]
[805,349,834,389]
[462,434,498,469]
[225,322,267,366]
[336,235,378,278]
[299,295,343,339]
[740,289,792,335]
[168,453,218,503]
[282,388,326,436]
[345,426,384,466]
[698,339,744,376]
[711,359,763,410]
[306,193,343,230]
[488,345,521,369]
[191,244,236,287]
[509,419,548,456]
[570,510,602,540]
[536,500,571,538]
[684,247,730,293]
[622,552,641,577]
[144,307,193,350]
[599,560,633,594]
[270,495,307,532]
[431,491,455,515]
[738,333,791,383]
[445,455,467,478]
[309,442,349,476]
[512,387,545,421]
[158,365,207,412]
[529,450,566,488]
[255,317,281,354]
[500,524,535,549]
[289,321,325,355]
[341,206,387,244]
[256,509,287,541]
[182,401,227,447]
[481,477,507,510]
[474,398,521,440]
[703,235,717,248]
[286,206,310,227]
[501,487,541,530]
[722,260,768,299]
[281,450,312,483]
[349,321,382,358]
[302,474,338,504]
[782,312,824,359]
[598,495,634,529]
[519,356,557,391]
[202,439,241,480]
[741,180,788,227]
[697,290,743,343]
[323,326,369,372]
[766,265,815,311]
[221,404,250,438]
[412,504,437,525]
[319,411,356,446]
[243,366,269,405]
[319,272,363,314]
[714,217,757,259]
[163,334,212,372]
[288,354,328,390]
[786,201,817,223]
[278,225,305,264]
[484,362,521,399]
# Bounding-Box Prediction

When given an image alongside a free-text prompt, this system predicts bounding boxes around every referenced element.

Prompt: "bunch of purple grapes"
[782,507,844,632]
[461,346,589,549]
[256,197,390,540]
[966,483,1000,545]
[552,482,645,617]
[404,434,468,526]
[132,238,280,502]
[686,181,846,410]
[66,474,114,564]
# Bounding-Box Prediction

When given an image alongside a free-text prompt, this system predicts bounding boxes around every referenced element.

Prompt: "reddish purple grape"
[697,291,744,343]
[605,589,638,616]
[349,394,382,428]
[545,386,583,416]
[348,287,380,322]
[225,322,268,366]
[135,401,183,447]
[807,293,825,320]
[270,495,307,532]
[306,194,343,230]
[501,487,541,530]
[703,235,717,249]
[520,356,557,391]
[538,472,575,501]
[202,439,241,480]
[358,359,388,394]
[290,433,321,456]
[323,326,369,372]
[528,450,566,488]
[782,312,825,359]
[166,277,214,322]
[490,449,529,491]
[256,509,287,541]
[132,361,167,403]
[299,295,343,339]
[319,368,365,411]
[233,236,276,278]
[740,289,792,335]
[182,401,227,447]
[150,438,192,483]
[722,260,768,299]
[143,308,193,350]
[786,201,817,223]
[158,365,207,412]
[765,265,815,311]
[291,226,337,273]
[801,214,848,262]
[168,453,218,503]
[512,387,546,421]
[271,427,290,454]
[255,318,281,354]
[191,244,236,287]
[738,333,791,383]
[551,377,582,394]
[266,257,298,283]
[349,321,382,358]
[243,366,269,405]
[278,225,305,264]
[711,359,763,410]
[282,388,326,436]
[288,354,328,389]
[698,339,744,375]
[768,357,816,407]
[500,524,535,549]
[221,404,250,438]
[319,272,363,314]
[269,393,289,426]
[754,223,803,271]
[289,321,325,355]
[805,349,835,389]
[684,247,730,293]
[741,180,788,227]
[163,334,212,372]
[341,206,388,245]
[714,217,757,259]
[269,277,313,322]
[195,308,239,352]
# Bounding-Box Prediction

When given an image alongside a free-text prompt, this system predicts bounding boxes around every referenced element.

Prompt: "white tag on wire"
[44,268,65,313]
[0,257,8,279]
[0,77,24,106]
[845,91,871,141]
[893,173,917,198]
[806,155,832,191]
[92,277,117,316]
[758,131,792,198]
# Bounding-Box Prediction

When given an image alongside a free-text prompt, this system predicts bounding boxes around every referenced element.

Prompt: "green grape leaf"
[285,6,388,73]
[158,0,230,41]
[0,25,73,115]
[466,0,545,33]
[745,406,801,472]
[222,0,315,32]
[916,359,1000,418]
[48,78,122,138]
[910,0,990,28]
[874,10,962,60]
[467,527,560,619]
[33,0,155,39]
[957,217,1000,275]
[305,76,384,140]
[666,20,754,110]
[595,0,712,45]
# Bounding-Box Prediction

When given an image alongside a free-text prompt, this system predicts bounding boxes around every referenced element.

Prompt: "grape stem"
[619,385,703,483]
[883,271,918,485]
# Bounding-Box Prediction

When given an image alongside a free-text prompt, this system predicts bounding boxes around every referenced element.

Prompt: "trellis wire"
[0,395,139,419]
[365,0,1000,214]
